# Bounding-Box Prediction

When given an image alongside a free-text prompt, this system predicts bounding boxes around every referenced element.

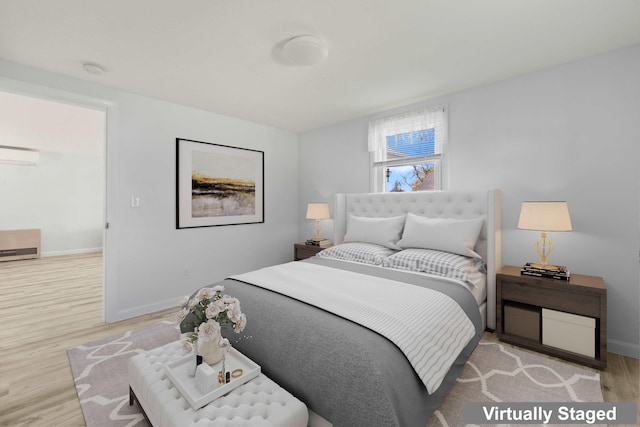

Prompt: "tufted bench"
[129,340,308,427]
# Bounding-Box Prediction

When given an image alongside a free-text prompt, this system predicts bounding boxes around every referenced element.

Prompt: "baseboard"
[109,297,177,323]
[608,338,640,359]
[42,247,103,257]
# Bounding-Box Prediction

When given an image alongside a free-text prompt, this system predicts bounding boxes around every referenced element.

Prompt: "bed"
[182,189,501,427]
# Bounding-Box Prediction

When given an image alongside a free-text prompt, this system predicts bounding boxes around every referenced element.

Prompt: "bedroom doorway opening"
[0,90,107,319]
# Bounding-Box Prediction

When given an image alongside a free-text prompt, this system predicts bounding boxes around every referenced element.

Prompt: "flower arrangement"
[176,285,247,353]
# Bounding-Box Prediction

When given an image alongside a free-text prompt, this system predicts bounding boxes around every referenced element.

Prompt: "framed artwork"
[176,138,264,228]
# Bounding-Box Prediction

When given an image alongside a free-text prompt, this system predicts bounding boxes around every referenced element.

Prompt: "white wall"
[299,44,640,358]
[0,60,299,322]
[0,151,104,255]
[0,92,106,255]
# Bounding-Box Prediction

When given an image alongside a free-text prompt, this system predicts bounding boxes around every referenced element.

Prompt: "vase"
[198,336,225,365]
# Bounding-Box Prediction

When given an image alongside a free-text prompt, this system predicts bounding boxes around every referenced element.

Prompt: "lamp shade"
[517,201,572,232]
[306,202,330,220]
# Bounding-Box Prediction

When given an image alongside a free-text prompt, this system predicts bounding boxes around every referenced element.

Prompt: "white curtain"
[368,105,447,163]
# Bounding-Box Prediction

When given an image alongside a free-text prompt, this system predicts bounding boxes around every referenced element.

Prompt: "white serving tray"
[164,347,261,410]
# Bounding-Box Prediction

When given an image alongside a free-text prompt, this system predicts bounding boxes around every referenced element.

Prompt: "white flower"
[177,295,189,307]
[214,299,226,311]
[175,307,189,323]
[205,303,221,319]
[196,287,215,300]
[176,286,247,343]
[220,338,231,349]
[188,296,201,308]
[234,313,247,333]
[198,319,221,342]
[227,302,242,323]
[221,295,236,305]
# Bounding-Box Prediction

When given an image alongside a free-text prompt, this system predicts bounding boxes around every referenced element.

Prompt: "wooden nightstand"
[496,265,607,369]
[294,242,332,260]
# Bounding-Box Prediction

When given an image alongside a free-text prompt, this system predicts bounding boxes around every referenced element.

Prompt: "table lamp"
[306,202,330,241]
[517,201,572,267]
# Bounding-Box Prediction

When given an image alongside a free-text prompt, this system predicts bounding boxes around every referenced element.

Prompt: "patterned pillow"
[316,242,398,265]
[382,248,486,288]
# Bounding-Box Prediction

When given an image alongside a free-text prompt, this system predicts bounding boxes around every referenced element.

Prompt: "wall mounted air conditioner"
[0,145,40,165]
[0,229,41,261]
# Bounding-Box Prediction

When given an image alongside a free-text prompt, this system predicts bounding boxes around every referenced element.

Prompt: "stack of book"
[521,263,570,281]
[305,238,333,247]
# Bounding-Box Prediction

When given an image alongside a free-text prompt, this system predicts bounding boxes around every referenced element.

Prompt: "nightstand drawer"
[501,279,539,301]
[296,245,321,260]
[501,279,602,318]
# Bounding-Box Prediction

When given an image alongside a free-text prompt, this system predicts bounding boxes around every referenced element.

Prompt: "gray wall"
[298,44,640,358]
[0,59,299,322]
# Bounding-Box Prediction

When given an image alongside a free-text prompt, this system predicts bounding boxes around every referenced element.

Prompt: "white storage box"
[542,308,595,358]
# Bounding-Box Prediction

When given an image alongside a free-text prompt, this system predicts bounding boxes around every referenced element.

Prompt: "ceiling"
[1,0,639,133]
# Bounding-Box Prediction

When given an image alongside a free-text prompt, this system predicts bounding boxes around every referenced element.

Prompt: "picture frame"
[176,138,264,228]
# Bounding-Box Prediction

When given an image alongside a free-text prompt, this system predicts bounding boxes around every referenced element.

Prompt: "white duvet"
[232,261,475,394]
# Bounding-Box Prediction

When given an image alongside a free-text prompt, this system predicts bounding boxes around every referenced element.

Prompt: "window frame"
[368,105,448,193]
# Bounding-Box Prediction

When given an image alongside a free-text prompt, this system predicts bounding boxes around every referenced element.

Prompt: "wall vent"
[0,229,41,261]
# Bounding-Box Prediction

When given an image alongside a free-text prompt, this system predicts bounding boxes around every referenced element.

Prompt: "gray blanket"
[182,258,483,427]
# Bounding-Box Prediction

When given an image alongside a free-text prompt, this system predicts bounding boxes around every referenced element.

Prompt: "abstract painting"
[176,138,264,228]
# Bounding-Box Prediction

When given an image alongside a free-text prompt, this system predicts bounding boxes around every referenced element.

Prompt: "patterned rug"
[68,323,603,427]
[427,340,604,427]
[67,320,180,427]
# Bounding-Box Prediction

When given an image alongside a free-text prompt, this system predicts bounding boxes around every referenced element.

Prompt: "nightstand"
[294,242,332,261]
[496,265,607,369]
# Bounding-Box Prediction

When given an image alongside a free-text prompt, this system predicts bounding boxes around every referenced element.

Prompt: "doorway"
[0,90,107,319]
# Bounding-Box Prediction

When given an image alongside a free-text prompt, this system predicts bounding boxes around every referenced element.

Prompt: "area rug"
[426,340,603,427]
[67,320,180,427]
[68,323,603,427]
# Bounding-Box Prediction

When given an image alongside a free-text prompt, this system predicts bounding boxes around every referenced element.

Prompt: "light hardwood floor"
[0,253,175,427]
[0,253,638,426]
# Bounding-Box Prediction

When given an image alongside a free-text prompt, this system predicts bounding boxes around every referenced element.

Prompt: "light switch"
[131,195,140,208]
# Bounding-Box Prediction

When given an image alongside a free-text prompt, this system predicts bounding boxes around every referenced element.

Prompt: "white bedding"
[232,261,476,394]
[385,265,487,306]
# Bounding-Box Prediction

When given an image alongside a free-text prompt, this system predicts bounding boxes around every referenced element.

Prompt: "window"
[368,106,447,192]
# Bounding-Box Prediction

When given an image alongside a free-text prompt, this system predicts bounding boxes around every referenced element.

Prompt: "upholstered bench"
[129,340,308,427]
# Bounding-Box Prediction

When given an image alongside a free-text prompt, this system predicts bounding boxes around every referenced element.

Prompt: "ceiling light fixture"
[282,35,328,66]
[82,62,105,76]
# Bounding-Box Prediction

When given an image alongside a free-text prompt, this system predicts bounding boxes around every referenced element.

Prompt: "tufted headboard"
[333,189,501,330]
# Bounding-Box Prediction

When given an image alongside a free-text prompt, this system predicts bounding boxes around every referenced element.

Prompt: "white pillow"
[343,214,406,249]
[396,213,484,258]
